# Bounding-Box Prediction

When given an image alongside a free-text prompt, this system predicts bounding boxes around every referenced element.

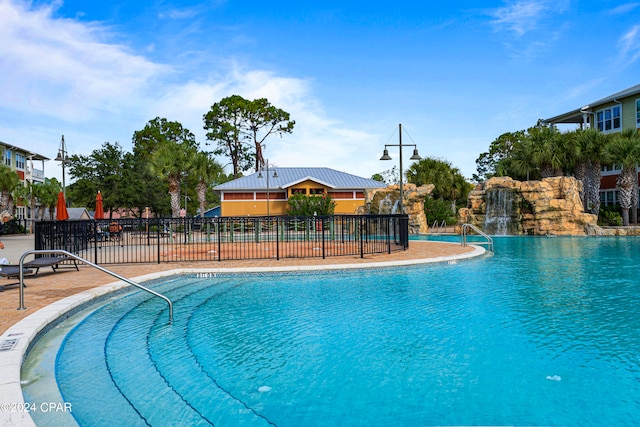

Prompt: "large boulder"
[363,183,433,234]
[457,176,597,236]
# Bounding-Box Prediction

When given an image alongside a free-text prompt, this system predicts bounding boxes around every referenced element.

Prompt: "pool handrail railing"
[461,223,494,253]
[16,249,173,324]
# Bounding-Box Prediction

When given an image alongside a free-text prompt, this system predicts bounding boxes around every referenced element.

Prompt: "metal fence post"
[359,216,364,258]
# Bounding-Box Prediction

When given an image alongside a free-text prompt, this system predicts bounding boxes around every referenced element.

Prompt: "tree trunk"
[617,168,634,226]
[587,161,602,216]
[622,208,630,226]
[632,177,639,224]
[168,177,181,218]
[574,160,588,212]
[196,181,206,218]
[540,164,555,178]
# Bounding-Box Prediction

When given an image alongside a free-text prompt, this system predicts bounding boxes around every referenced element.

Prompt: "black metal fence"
[34,215,409,265]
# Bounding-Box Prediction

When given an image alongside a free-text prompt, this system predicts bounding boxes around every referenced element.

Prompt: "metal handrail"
[17,249,173,324]
[461,223,494,253]
[431,220,447,235]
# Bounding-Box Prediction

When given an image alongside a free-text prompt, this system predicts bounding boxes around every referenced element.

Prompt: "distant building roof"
[0,140,50,161]
[201,206,221,218]
[543,83,640,124]
[214,167,385,191]
[53,207,91,220]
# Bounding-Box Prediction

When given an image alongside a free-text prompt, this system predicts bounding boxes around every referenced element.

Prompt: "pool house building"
[213,167,386,217]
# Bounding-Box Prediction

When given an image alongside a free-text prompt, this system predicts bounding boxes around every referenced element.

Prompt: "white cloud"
[154,65,383,178]
[0,0,168,122]
[619,25,640,64]
[0,0,411,181]
[489,0,548,36]
[609,3,640,14]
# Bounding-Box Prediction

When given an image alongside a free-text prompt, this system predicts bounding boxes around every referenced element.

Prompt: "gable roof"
[543,83,640,125]
[214,167,385,191]
[53,207,91,220]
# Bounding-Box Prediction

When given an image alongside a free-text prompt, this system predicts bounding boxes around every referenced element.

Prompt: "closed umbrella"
[95,191,104,219]
[56,191,69,221]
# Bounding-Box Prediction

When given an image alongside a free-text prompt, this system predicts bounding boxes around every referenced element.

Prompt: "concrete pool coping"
[0,239,484,427]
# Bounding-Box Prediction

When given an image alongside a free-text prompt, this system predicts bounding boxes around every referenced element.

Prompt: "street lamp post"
[380,123,422,214]
[54,135,67,200]
[258,159,278,217]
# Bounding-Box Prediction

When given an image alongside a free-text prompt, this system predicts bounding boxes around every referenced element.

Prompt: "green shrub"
[424,197,456,225]
[598,205,622,226]
[288,193,336,216]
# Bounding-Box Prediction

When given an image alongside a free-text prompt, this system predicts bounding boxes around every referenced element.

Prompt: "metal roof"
[0,141,50,161]
[543,83,640,125]
[214,167,386,191]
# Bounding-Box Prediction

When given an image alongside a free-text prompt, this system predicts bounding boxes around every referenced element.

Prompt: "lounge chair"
[23,256,79,276]
[0,265,34,291]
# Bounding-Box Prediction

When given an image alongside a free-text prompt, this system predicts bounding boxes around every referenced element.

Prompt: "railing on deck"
[34,214,409,265]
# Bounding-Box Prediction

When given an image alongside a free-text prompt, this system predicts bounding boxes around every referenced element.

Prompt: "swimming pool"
[21,237,640,426]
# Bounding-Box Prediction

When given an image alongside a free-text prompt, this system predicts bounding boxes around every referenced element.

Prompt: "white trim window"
[636,98,640,127]
[600,189,618,207]
[596,105,621,133]
[4,149,11,167]
[16,153,25,170]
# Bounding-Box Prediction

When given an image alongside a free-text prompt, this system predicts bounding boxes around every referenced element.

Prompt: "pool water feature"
[22,237,640,426]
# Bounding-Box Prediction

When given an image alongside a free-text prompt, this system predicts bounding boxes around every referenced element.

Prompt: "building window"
[596,105,621,133]
[636,99,640,127]
[291,189,306,195]
[4,150,11,167]
[223,192,255,200]
[16,154,25,170]
[600,189,618,207]
[602,164,621,173]
[309,188,325,195]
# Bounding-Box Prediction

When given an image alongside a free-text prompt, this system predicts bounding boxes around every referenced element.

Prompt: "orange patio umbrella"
[95,191,104,219]
[56,191,69,221]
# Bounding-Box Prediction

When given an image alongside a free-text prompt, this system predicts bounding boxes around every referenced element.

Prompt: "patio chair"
[0,265,34,291]
[23,256,79,276]
[109,222,123,241]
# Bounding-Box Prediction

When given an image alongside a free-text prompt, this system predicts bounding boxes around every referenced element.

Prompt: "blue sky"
[1,0,639,183]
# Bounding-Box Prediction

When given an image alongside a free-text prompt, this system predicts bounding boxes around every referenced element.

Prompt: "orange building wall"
[219,182,367,216]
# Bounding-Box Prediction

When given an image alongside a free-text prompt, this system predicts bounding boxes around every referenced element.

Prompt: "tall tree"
[67,142,128,216]
[244,97,295,171]
[203,95,294,176]
[134,118,199,218]
[604,128,640,225]
[203,95,253,179]
[474,130,526,181]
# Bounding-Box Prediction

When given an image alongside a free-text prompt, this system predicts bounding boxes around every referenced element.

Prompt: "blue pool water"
[23,237,640,426]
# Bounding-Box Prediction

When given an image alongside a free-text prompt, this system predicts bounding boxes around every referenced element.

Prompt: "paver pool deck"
[0,233,483,427]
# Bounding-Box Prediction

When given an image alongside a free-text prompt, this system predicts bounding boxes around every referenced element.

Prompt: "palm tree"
[37,178,61,220]
[0,165,21,213]
[150,142,197,218]
[604,128,640,225]
[571,128,610,215]
[509,137,538,180]
[190,152,223,217]
[586,131,611,217]
[526,125,566,178]
[406,157,471,215]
